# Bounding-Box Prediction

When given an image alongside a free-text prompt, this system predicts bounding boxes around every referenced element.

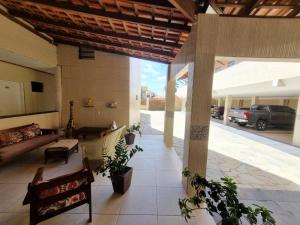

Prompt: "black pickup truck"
[228,105,296,131]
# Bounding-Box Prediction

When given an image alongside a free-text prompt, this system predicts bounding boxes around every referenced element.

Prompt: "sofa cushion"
[19,124,41,140]
[0,134,60,163]
[0,131,24,148]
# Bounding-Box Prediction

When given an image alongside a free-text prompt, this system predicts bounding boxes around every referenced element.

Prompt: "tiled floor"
[141,110,300,225]
[0,135,215,225]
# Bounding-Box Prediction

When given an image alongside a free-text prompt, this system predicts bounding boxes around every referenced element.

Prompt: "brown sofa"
[0,124,60,164]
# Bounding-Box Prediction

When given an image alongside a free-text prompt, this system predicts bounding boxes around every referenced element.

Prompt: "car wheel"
[256,120,267,131]
[238,123,246,127]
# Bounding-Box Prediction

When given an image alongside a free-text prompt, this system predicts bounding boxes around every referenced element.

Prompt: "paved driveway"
[141,110,300,225]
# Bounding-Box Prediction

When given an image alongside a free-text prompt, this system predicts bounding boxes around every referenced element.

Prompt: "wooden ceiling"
[211,0,300,17]
[0,0,299,64]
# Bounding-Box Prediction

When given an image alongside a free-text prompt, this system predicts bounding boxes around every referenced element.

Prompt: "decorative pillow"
[39,178,87,199]
[38,192,86,216]
[19,124,41,140]
[0,131,24,147]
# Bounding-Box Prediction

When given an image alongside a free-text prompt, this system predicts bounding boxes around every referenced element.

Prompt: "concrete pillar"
[251,96,258,106]
[164,66,175,147]
[217,98,222,107]
[182,55,215,194]
[292,96,300,146]
[223,96,232,125]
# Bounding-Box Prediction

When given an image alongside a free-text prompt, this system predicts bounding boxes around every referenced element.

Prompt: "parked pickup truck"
[228,108,250,126]
[228,105,296,131]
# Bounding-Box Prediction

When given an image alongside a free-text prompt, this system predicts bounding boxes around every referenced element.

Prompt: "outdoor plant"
[179,168,276,225]
[125,123,142,145]
[126,123,142,136]
[95,139,143,176]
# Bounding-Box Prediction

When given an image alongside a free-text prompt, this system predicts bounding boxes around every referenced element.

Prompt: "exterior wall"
[149,98,165,111]
[58,44,130,128]
[0,13,57,69]
[149,96,182,111]
[0,61,57,114]
[129,58,141,125]
[0,112,59,130]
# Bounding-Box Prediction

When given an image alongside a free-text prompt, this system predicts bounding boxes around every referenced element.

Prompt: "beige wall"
[0,112,59,130]
[0,13,59,129]
[0,61,57,114]
[58,44,131,128]
[0,13,57,69]
[129,58,141,125]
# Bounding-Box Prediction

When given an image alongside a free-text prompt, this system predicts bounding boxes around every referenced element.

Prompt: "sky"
[140,59,168,97]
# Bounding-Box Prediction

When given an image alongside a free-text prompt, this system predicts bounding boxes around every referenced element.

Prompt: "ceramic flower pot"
[125,133,135,145]
[110,167,133,194]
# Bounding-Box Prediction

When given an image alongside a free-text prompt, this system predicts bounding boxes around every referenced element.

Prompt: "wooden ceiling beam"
[238,0,259,16]
[209,0,224,15]
[54,39,171,64]
[14,0,190,32]
[123,0,175,9]
[216,3,299,9]
[168,0,197,21]
[40,30,176,57]
[9,10,181,49]
[287,8,299,17]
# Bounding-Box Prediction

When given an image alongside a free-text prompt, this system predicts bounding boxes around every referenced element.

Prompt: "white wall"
[213,61,300,97]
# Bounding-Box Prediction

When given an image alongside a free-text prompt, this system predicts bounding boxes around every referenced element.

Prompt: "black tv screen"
[31,81,44,92]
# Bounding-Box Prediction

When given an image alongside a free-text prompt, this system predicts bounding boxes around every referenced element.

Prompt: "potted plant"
[179,168,276,225]
[95,139,143,194]
[125,123,142,145]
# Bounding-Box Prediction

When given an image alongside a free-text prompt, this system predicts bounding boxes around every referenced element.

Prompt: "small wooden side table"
[45,139,78,164]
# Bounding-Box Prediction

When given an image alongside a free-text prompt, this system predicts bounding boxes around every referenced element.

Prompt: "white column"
[223,96,232,125]
[164,66,175,147]
[251,96,257,106]
[217,98,222,107]
[293,96,300,146]
[182,55,215,194]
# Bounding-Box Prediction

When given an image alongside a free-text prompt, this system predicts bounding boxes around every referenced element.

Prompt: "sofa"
[81,125,126,163]
[0,124,60,164]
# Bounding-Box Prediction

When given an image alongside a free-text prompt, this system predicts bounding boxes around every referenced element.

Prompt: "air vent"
[79,47,95,59]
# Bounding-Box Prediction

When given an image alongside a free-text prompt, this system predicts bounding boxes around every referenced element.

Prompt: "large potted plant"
[95,140,143,194]
[179,168,276,225]
[125,123,142,145]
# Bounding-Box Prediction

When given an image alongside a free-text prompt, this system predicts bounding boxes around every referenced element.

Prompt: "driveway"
[141,110,300,225]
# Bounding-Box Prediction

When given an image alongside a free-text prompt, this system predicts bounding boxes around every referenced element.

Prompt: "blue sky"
[140,60,168,96]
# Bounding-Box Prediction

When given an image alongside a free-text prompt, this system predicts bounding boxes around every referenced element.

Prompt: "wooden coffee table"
[45,139,78,164]
[74,127,108,139]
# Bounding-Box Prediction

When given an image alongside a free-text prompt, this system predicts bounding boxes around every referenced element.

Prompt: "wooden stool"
[45,139,79,164]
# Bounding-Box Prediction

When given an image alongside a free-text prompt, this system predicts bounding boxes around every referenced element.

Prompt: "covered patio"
[0,0,299,225]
